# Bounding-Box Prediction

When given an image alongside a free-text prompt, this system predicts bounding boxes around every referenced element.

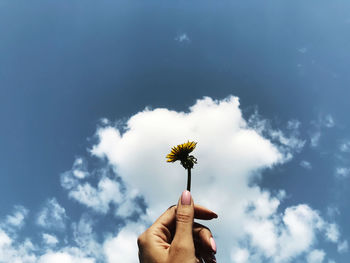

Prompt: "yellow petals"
[166,141,197,169]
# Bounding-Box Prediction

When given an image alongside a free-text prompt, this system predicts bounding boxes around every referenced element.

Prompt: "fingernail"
[181,190,191,205]
[210,237,217,253]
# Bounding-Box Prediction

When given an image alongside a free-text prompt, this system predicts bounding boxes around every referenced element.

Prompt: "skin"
[137,192,217,263]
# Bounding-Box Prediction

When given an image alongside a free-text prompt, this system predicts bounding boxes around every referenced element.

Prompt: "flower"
[166,141,197,169]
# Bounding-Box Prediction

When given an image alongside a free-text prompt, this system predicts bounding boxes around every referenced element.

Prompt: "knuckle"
[199,227,211,238]
[176,212,192,224]
[137,232,146,248]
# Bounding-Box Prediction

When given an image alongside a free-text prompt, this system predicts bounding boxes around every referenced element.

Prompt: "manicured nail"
[181,190,191,205]
[210,237,217,253]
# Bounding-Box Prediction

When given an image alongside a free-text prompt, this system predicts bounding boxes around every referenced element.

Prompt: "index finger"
[154,204,218,229]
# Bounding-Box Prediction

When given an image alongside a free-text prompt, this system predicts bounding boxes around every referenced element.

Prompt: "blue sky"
[0,0,350,262]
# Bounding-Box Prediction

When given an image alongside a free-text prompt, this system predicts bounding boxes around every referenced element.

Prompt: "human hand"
[137,190,218,263]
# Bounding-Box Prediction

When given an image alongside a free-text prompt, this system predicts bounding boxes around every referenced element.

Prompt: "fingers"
[194,204,218,220]
[169,190,196,260]
[193,222,217,263]
[153,201,218,232]
[174,190,195,243]
[150,201,218,246]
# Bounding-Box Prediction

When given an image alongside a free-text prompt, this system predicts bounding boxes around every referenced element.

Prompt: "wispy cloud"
[322,114,335,128]
[306,249,325,263]
[298,47,308,54]
[4,205,28,229]
[42,233,59,246]
[37,198,68,230]
[175,33,190,43]
[337,240,349,253]
[300,160,312,169]
[309,114,335,148]
[335,167,350,178]
[310,131,321,147]
[339,140,350,153]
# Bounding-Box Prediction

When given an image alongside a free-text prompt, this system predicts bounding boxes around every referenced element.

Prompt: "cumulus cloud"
[104,223,145,263]
[0,229,37,263]
[325,223,340,243]
[307,249,325,263]
[71,214,103,260]
[248,112,305,161]
[37,198,68,230]
[4,205,29,229]
[2,96,343,262]
[86,96,340,262]
[68,177,123,214]
[42,233,59,246]
[61,159,144,218]
[37,250,95,263]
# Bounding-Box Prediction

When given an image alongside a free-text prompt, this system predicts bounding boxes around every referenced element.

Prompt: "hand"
[137,191,218,263]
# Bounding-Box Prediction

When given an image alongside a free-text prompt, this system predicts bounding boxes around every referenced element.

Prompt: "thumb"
[170,190,195,256]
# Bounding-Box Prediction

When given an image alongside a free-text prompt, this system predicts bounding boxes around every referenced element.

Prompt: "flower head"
[166,141,197,169]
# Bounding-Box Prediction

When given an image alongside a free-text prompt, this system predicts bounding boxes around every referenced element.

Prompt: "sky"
[0,0,350,262]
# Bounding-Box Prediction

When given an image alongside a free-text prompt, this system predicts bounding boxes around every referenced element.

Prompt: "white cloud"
[322,115,335,128]
[5,205,29,229]
[298,47,308,53]
[175,33,190,43]
[337,240,348,253]
[287,119,301,130]
[273,205,323,262]
[0,229,37,263]
[67,177,123,214]
[37,198,68,230]
[339,140,350,152]
[71,215,102,260]
[300,160,312,169]
[38,250,95,263]
[103,223,145,263]
[325,223,340,243]
[248,112,305,162]
[335,167,350,178]
[310,131,321,147]
[327,206,340,218]
[60,158,89,189]
[0,95,346,263]
[309,114,335,148]
[42,233,59,246]
[87,96,340,262]
[307,249,325,263]
[231,248,250,263]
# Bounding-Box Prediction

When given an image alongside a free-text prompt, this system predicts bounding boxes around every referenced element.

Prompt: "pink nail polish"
[210,237,217,253]
[181,190,191,205]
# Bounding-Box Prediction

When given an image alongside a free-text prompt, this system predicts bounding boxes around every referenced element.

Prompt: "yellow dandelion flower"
[166,141,198,191]
[166,141,197,162]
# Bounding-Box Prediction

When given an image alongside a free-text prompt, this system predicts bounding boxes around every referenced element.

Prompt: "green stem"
[187,168,191,192]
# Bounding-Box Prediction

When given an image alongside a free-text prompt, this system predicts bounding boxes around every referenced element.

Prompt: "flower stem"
[187,168,191,192]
